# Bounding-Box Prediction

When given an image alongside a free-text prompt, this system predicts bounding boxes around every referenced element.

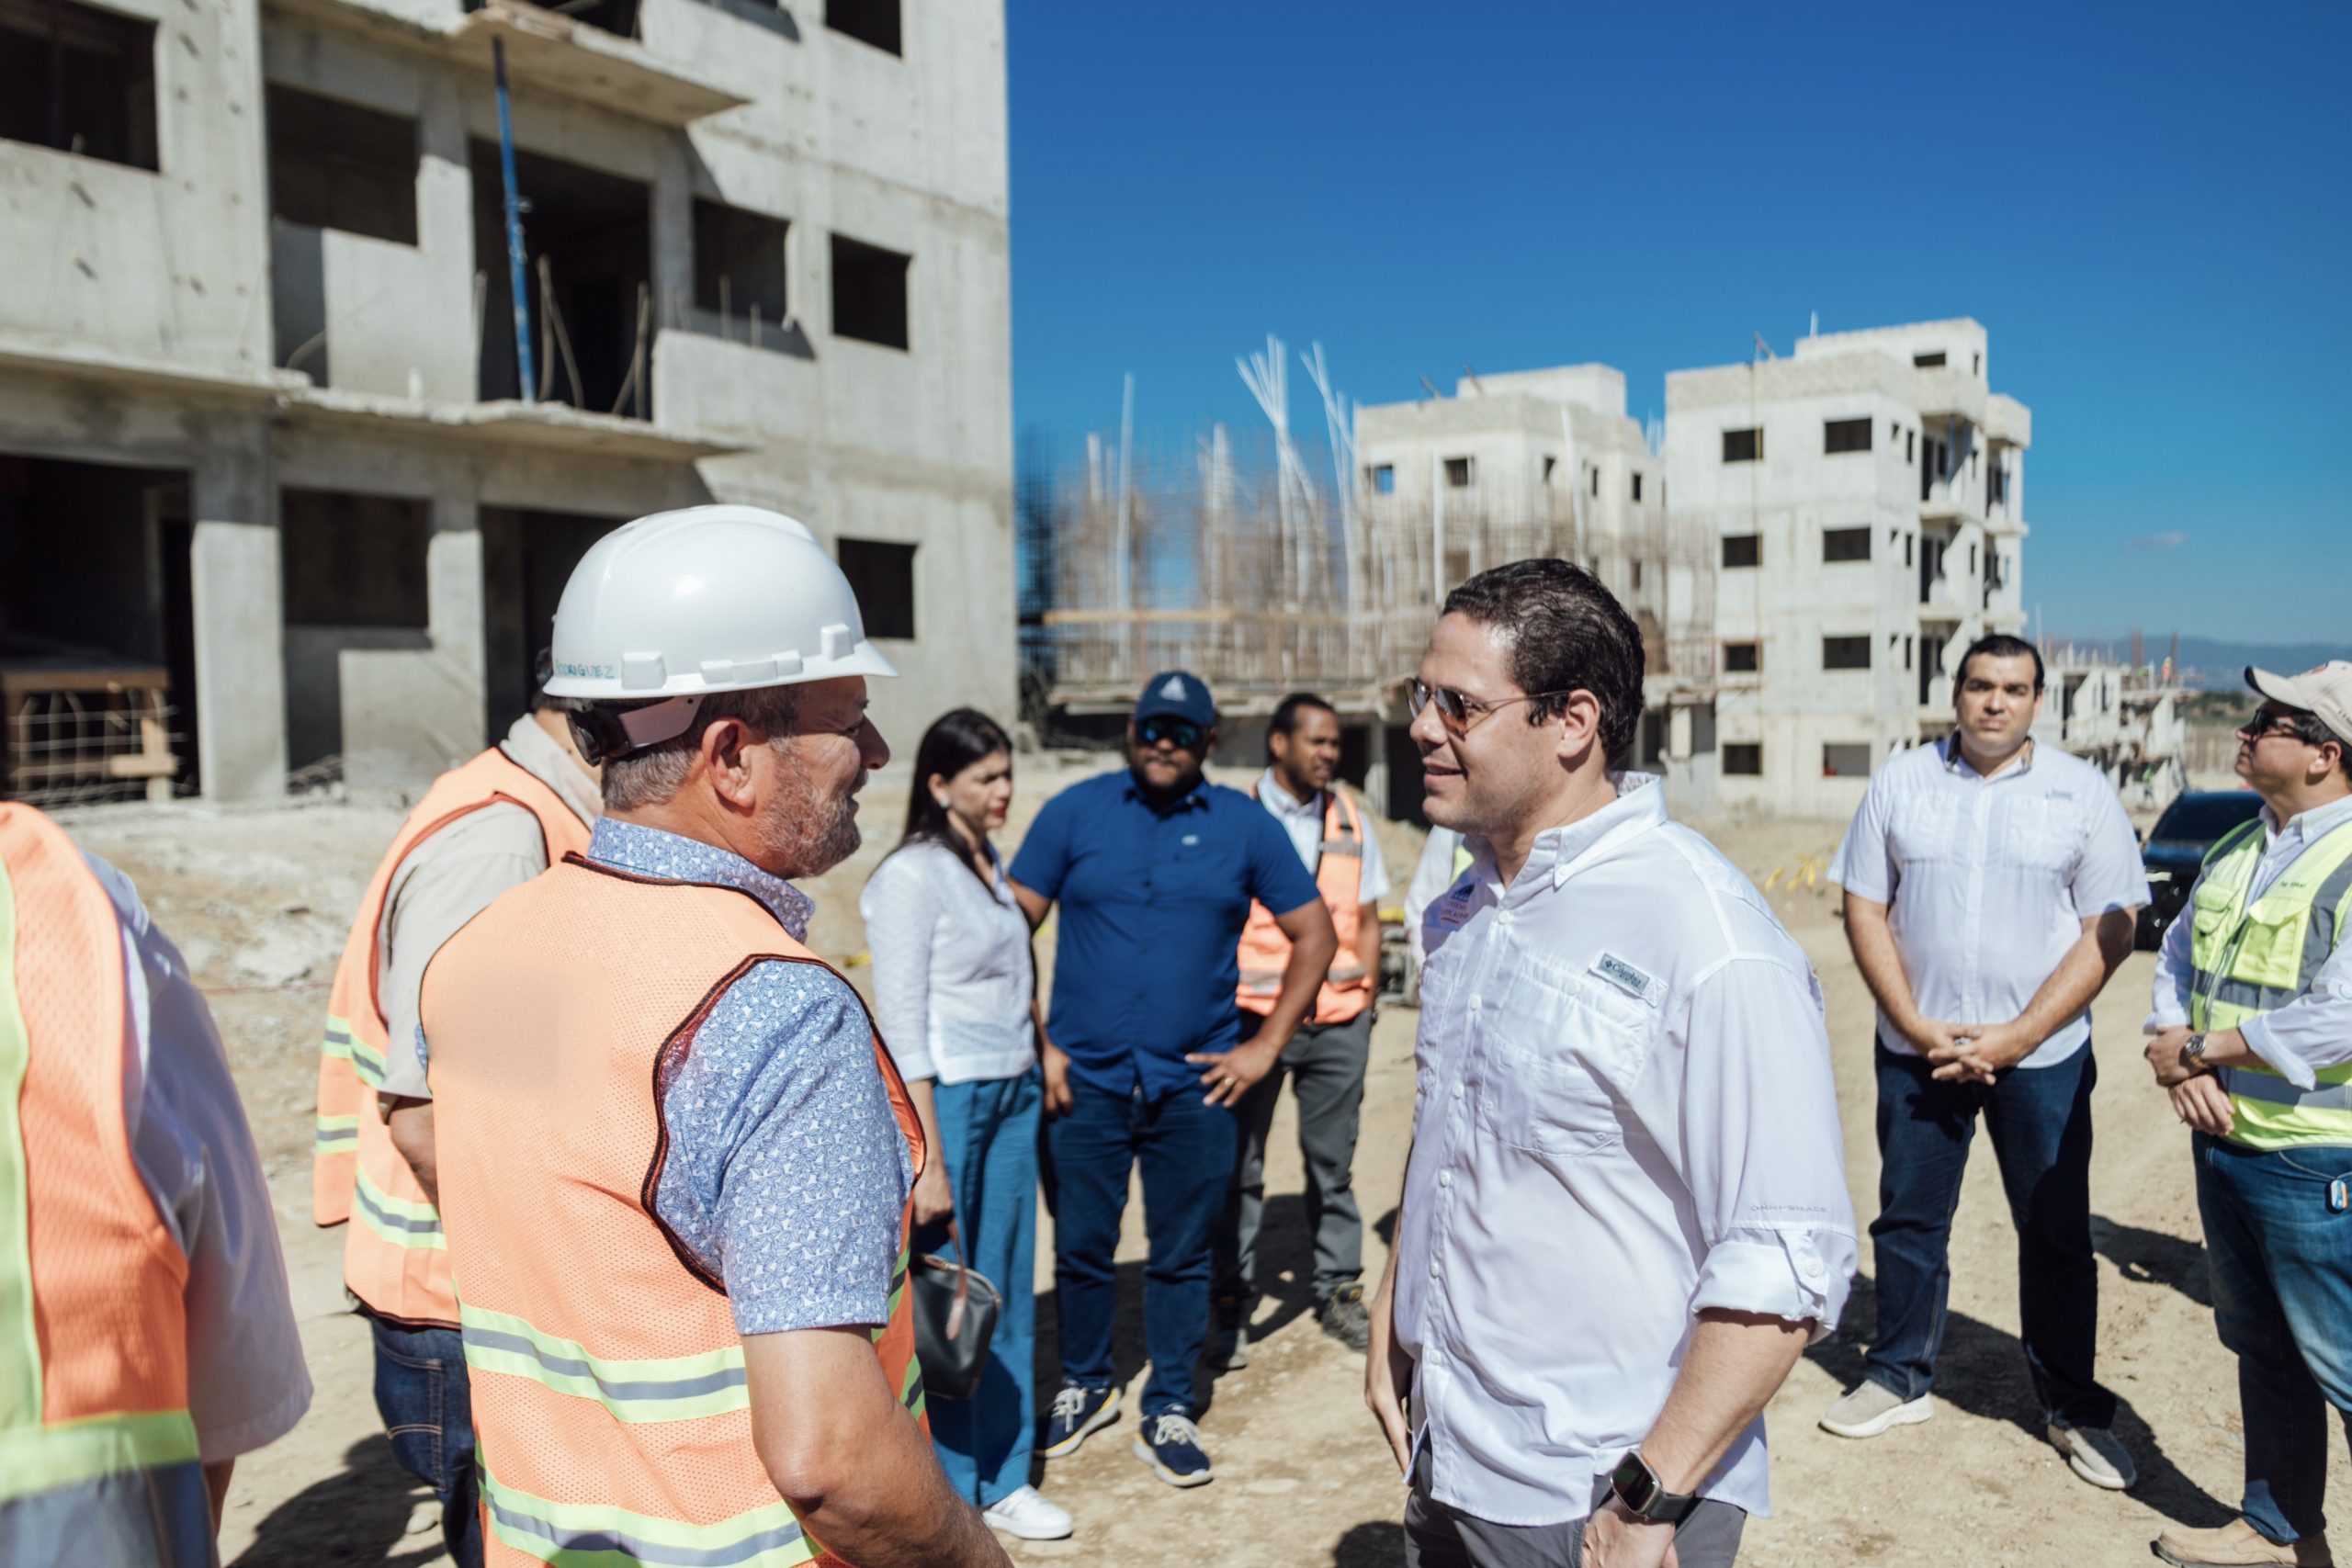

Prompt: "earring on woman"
[934,795,952,808]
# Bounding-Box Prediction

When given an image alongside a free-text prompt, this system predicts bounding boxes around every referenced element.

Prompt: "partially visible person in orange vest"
[0,801,312,1566]
[309,672,601,1568]
[1209,692,1390,1367]
[419,505,1010,1568]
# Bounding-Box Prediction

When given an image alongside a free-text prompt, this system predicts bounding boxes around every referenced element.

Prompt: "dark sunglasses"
[2238,708,2309,743]
[1137,717,1205,750]
[1408,677,1575,739]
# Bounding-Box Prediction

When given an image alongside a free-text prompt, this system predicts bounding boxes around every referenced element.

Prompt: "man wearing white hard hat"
[418,506,1009,1568]
[2145,660,2352,1568]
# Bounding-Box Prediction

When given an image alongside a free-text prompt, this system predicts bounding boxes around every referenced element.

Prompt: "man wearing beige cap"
[2145,660,2352,1568]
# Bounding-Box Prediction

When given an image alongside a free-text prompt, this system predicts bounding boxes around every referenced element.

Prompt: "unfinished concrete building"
[1665,319,2031,816]
[1,0,1012,802]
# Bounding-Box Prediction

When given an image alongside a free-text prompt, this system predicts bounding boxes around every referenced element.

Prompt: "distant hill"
[2052,635,2346,689]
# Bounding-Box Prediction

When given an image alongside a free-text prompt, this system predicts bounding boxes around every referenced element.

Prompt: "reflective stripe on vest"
[0,806,203,1540]
[424,857,926,1567]
[2188,813,2352,1150]
[1237,788,1370,1023]
[311,745,591,1328]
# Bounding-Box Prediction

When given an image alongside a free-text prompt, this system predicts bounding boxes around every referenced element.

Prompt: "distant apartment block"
[1665,318,2030,816]
[0,0,1012,801]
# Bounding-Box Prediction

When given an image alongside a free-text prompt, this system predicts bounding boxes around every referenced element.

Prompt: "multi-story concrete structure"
[1354,365,1720,812]
[0,0,1011,800]
[1666,319,2030,815]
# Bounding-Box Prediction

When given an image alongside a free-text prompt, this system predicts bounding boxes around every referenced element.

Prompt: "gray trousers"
[1213,1008,1372,1303]
[1405,1465,1747,1568]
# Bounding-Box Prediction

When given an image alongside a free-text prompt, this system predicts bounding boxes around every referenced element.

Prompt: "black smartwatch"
[1609,1450,1697,1526]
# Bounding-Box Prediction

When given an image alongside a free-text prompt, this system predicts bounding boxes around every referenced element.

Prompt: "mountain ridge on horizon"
[2046,634,2345,686]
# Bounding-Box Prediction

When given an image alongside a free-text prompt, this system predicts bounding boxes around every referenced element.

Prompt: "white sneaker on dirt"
[1817,1381,1934,1438]
[982,1486,1073,1541]
[2047,1422,2136,1490]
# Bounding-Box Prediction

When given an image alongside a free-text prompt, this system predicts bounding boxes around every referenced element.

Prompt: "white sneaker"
[983,1485,1074,1540]
[1818,1381,1934,1438]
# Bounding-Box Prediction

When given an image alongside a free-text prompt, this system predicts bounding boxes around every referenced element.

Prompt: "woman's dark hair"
[899,708,1014,878]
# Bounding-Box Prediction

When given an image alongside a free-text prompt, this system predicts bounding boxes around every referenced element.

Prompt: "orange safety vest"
[1236,785,1371,1025]
[0,805,210,1564]
[421,852,927,1568]
[311,745,592,1327]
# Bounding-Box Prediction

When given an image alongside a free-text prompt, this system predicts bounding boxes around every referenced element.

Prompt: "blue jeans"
[370,1316,481,1568]
[917,1067,1043,1508]
[2195,1133,2352,1546]
[1046,1076,1237,1419]
[1864,1043,2113,1427]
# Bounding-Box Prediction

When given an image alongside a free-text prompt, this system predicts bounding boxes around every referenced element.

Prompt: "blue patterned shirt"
[590,818,911,1335]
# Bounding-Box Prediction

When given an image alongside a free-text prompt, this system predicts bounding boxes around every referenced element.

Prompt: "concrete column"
[650,142,695,353]
[1363,719,1390,818]
[1668,705,1693,763]
[189,424,286,800]
[427,491,488,751]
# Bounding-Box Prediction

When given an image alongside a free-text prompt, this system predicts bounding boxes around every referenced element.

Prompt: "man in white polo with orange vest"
[1213,691,1389,1361]
[311,675,599,1568]
[420,505,1007,1568]
[1,802,311,1563]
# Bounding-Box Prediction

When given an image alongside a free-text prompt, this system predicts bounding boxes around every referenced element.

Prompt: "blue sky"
[1005,1,2348,645]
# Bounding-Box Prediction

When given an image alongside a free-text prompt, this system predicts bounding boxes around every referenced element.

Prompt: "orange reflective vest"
[421,852,927,1568]
[311,745,592,1327]
[0,805,210,1564]
[1236,786,1371,1025]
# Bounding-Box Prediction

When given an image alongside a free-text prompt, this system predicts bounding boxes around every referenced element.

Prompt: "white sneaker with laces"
[982,1485,1073,1540]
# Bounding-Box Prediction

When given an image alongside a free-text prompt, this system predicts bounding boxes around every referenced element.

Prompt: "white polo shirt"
[1396,775,1857,1527]
[1830,737,2149,1069]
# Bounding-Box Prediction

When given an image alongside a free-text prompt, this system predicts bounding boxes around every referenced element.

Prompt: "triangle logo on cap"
[1160,675,1189,702]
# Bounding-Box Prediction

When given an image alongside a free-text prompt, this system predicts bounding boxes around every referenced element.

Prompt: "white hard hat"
[548,503,898,759]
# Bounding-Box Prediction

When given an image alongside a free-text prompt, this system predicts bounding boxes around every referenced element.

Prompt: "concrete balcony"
[276,384,754,461]
[265,0,750,127]
[1918,473,1984,525]
[1984,394,2032,448]
[1911,367,1987,422]
[1982,505,2030,538]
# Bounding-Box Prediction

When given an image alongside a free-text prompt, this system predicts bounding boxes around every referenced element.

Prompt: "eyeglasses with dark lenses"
[1137,717,1204,750]
[2238,708,2310,743]
[1407,677,1577,738]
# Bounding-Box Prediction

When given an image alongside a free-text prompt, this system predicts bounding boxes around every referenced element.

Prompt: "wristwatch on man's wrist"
[1608,1450,1697,1526]
[2182,1032,2210,1075]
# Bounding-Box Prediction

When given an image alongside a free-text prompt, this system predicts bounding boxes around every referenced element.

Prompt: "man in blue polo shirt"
[1010,670,1335,1490]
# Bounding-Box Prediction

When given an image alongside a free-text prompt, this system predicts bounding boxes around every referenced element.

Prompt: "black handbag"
[910,1218,1001,1401]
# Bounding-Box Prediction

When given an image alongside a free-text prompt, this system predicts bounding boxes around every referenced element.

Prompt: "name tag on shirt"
[1592,952,1659,1006]
[1435,886,1476,930]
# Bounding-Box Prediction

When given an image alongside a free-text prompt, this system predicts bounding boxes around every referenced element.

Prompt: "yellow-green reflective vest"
[2188,812,2352,1150]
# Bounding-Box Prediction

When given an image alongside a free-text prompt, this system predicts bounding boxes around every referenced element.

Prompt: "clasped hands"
[1904,1016,2036,1085]
[2143,1025,2233,1136]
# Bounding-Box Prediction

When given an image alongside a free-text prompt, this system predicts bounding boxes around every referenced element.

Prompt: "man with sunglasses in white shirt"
[1365,558,1856,1568]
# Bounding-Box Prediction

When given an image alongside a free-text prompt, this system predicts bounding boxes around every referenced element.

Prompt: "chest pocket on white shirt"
[2005,791,2082,874]
[1476,960,1645,1158]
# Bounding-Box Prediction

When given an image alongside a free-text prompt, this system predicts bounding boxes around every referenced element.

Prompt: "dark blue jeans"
[370,1316,481,1568]
[2195,1133,2352,1547]
[1046,1077,1237,1419]
[1864,1043,2113,1427]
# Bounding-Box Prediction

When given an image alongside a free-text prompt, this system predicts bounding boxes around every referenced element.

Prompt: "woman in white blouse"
[860,709,1069,1542]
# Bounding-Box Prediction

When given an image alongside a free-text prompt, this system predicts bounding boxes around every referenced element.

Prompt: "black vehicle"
[2137,789,2267,950]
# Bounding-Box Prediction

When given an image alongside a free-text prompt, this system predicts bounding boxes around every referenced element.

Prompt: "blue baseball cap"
[1134,670,1217,728]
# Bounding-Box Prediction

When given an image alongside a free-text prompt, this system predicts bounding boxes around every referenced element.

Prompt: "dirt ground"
[56,758,2346,1568]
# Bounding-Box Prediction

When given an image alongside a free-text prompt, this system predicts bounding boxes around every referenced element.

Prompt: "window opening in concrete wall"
[1824,417,1872,455]
[1904,533,1914,568]
[1904,635,1914,671]
[1589,467,1599,498]
[1724,743,1761,776]
[693,198,789,345]
[1367,464,1394,494]
[1823,635,1871,671]
[1631,560,1643,591]
[831,233,910,350]
[1823,526,1871,563]
[838,538,915,640]
[509,0,643,40]
[1721,533,1759,569]
[1541,456,1555,483]
[266,85,417,245]
[1631,472,1642,502]
[1918,534,1946,603]
[0,0,157,170]
[1443,457,1473,488]
[825,0,899,52]
[1905,429,1915,464]
[1914,352,1946,368]
[0,456,194,800]
[280,490,433,774]
[1724,641,1759,674]
[1973,354,1981,376]
[471,142,653,418]
[1986,457,2008,511]
[1823,742,1872,777]
[1721,427,1761,463]
[481,507,620,736]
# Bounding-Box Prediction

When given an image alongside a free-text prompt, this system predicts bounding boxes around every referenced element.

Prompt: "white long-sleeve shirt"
[2147,790,2352,1089]
[1395,775,1857,1528]
[860,839,1036,1085]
